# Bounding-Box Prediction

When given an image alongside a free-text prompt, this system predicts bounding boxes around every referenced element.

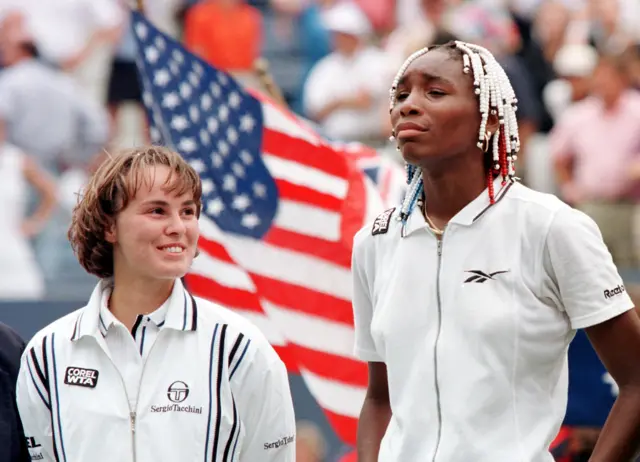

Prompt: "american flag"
[131,12,385,444]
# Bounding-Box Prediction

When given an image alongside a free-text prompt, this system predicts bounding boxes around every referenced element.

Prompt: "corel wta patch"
[64,367,99,388]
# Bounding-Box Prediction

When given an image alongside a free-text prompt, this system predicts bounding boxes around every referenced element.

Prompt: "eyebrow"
[141,199,196,207]
[397,72,455,88]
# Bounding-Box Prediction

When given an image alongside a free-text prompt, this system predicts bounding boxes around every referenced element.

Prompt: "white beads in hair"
[389,41,521,227]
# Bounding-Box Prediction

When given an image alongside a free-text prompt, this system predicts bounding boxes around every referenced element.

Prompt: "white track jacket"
[16,279,296,462]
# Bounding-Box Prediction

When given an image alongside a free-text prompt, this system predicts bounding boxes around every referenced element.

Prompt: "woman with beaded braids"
[351,41,640,462]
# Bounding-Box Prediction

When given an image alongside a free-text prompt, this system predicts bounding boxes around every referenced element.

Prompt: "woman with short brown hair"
[16,146,296,462]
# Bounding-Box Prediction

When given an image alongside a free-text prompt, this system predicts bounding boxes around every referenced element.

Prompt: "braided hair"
[389,41,520,225]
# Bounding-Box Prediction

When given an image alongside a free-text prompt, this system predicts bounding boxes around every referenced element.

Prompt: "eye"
[428,89,446,97]
[396,92,409,102]
[149,207,164,215]
[182,207,196,216]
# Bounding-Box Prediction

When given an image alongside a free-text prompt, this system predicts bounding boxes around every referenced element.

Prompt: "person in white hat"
[303,2,389,144]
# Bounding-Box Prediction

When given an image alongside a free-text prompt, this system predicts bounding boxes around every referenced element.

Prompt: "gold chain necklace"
[419,200,445,236]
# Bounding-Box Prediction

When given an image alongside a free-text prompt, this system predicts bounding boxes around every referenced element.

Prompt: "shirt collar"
[71,278,198,341]
[403,177,515,237]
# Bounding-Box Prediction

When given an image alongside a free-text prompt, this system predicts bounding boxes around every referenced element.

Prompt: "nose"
[165,211,186,236]
[398,91,425,118]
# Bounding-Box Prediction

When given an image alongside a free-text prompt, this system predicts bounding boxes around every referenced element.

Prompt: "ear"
[486,111,499,138]
[104,222,117,244]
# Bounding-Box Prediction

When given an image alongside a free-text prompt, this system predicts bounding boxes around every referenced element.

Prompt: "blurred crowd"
[0,0,639,460]
[0,0,639,302]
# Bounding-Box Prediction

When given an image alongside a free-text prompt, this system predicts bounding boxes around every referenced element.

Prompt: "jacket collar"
[71,278,198,341]
[402,177,515,237]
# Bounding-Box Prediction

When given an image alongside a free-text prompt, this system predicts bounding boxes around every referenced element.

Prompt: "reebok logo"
[464,269,509,283]
[64,367,99,388]
[604,284,626,299]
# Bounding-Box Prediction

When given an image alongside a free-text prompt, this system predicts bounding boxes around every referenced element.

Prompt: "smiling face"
[390,48,484,167]
[105,165,199,282]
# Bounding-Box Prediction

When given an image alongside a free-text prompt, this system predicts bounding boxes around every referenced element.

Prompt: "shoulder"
[193,297,280,365]
[353,206,400,264]
[505,182,597,241]
[0,323,25,376]
[22,308,85,354]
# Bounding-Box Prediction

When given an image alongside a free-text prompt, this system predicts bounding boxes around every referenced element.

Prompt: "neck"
[420,153,486,223]
[109,276,175,331]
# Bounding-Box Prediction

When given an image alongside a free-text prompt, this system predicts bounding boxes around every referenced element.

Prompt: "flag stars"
[170,115,189,131]
[189,158,206,173]
[201,94,213,111]
[218,140,230,156]
[189,105,200,123]
[240,114,255,132]
[218,73,228,86]
[193,62,204,76]
[232,194,251,211]
[169,61,180,75]
[207,117,219,134]
[211,83,221,98]
[162,92,180,109]
[172,49,184,63]
[154,69,171,87]
[231,162,245,177]
[228,91,241,108]
[226,127,238,144]
[135,22,148,40]
[154,36,166,50]
[241,213,260,229]
[178,137,197,153]
[211,153,223,168]
[240,150,253,165]
[222,174,236,192]
[179,82,192,99]
[218,105,229,122]
[207,198,224,217]
[188,72,199,87]
[252,182,267,198]
[199,129,210,145]
[145,46,160,64]
[201,179,215,196]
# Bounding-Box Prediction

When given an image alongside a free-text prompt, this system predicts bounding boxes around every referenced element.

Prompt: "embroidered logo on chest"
[464,269,510,283]
[372,207,396,236]
[64,367,99,388]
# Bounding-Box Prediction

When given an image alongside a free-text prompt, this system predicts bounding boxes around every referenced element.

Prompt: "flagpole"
[253,58,288,109]
[134,0,145,13]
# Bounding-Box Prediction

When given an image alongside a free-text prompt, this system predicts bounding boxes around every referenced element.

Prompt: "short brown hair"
[69,146,202,279]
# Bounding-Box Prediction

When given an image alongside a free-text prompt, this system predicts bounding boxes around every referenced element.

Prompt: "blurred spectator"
[0,143,56,300]
[303,2,389,143]
[268,0,332,114]
[106,9,147,143]
[183,0,262,73]
[0,11,109,292]
[551,50,640,268]
[543,43,598,121]
[295,420,327,462]
[0,11,109,173]
[22,0,122,71]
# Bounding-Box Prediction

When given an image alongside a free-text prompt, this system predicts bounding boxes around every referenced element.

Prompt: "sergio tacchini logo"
[167,381,190,403]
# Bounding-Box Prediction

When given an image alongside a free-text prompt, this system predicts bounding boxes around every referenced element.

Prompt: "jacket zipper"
[102,328,163,462]
[432,236,444,462]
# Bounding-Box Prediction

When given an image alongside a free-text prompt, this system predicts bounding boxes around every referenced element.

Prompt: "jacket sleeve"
[230,334,296,462]
[0,323,30,462]
[15,340,57,462]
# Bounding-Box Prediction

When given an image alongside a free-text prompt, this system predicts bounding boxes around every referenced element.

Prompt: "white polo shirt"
[352,179,634,462]
[16,279,296,462]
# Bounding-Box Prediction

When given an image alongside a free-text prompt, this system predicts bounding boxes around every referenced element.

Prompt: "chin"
[400,143,441,164]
